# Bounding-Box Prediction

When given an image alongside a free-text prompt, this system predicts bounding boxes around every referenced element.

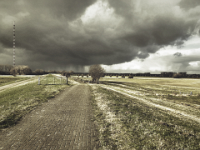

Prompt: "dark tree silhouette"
[34,69,45,75]
[10,65,32,76]
[89,64,105,84]
[173,73,182,78]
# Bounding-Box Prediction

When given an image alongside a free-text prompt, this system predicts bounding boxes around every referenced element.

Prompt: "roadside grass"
[0,77,30,87]
[91,85,200,149]
[0,74,71,130]
[89,85,119,150]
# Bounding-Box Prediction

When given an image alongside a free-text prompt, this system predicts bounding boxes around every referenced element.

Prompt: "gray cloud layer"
[0,0,200,71]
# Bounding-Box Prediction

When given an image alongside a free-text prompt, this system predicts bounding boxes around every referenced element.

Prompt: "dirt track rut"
[0,84,100,150]
[0,78,38,93]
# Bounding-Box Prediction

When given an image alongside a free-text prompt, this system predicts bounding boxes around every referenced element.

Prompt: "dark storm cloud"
[174,52,182,57]
[108,0,196,46]
[179,0,200,9]
[0,0,200,71]
[170,55,200,73]
[26,0,96,21]
[0,0,95,20]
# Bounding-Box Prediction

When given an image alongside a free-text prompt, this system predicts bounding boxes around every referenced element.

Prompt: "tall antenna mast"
[13,21,15,67]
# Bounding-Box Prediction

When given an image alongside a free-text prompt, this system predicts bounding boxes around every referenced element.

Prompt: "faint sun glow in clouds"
[189,61,199,66]
[81,0,114,23]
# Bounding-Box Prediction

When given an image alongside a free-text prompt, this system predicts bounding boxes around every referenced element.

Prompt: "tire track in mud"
[104,83,200,109]
[105,83,200,115]
[98,84,200,124]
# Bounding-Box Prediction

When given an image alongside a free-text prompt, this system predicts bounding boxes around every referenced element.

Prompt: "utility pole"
[13,21,15,67]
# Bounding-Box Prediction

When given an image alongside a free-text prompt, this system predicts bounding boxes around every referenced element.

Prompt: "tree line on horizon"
[0,65,74,76]
[0,64,195,79]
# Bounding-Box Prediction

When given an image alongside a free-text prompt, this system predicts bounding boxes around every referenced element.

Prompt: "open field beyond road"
[1,75,200,149]
[73,75,200,87]
[81,77,200,149]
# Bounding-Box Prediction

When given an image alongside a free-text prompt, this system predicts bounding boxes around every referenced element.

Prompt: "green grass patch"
[0,77,30,87]
[0,75,72,130]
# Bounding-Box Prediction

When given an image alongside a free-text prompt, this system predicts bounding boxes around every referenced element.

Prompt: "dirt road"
[0,84,100,150]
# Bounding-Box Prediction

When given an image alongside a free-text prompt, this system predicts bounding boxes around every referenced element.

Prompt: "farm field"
[0,76,31,87]
[72,75,200,90]
[1,74,200,149]
[73,76,200,149]
[0,74,71,130]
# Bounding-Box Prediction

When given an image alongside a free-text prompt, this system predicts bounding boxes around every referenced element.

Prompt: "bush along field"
[0,74,72,130]
[89,80,200,150]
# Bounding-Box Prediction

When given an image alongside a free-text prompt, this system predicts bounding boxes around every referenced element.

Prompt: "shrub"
[34,69,45,75]
[61,70,66,76]
[10,68,17,76]
[69,70,74,74]
[89,64,105,83]
[129,75,134,78]
[10,65,32,76]
[173,73,182,78]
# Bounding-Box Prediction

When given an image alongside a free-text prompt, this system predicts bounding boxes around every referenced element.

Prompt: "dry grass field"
[71,76,200,149]
[0,74,71,130]
[1,74,200,149]
[0,76,30,87]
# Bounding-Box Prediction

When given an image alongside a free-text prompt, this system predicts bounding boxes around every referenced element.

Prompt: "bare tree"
[34,69,44,75]
[0,65,14,75]
[89,64,105,84]
[173,73,182,78]
[61,70,65,76]
[10,65,32,76]
[69,70,74,74]
[10,68,17,77]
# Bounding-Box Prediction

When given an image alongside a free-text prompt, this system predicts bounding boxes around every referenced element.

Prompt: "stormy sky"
[0,0,200,73]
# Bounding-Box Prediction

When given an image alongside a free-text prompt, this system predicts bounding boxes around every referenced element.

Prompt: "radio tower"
[13,21,15,67]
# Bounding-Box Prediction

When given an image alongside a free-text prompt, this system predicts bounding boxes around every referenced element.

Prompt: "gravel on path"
[0,84,100,150]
